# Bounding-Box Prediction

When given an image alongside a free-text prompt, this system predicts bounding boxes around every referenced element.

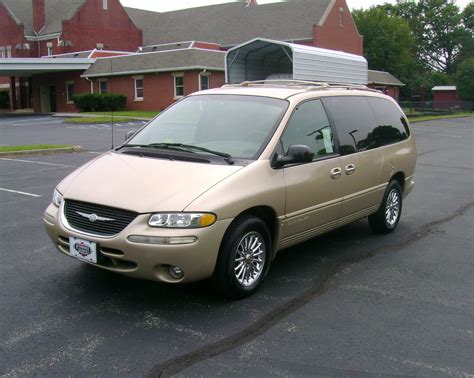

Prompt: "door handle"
[330,167,342,179]
[345,163,356,175]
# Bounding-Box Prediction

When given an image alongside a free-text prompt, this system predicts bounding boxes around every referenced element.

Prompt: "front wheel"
[213,215,271,298]
[368,180,403,234]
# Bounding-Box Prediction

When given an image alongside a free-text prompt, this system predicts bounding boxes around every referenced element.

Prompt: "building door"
[40,86,51,113]
[49,86,57,112]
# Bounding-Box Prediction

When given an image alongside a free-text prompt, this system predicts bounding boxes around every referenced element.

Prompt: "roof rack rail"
[222,80,381,93]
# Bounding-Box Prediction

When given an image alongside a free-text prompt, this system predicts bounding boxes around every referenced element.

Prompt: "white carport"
[225,38,368,85]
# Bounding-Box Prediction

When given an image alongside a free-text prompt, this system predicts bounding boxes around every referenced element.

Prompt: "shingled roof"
[368,70,404,87]
[0,0,86,36]
[82,48,226,78]
[125,0,333,47]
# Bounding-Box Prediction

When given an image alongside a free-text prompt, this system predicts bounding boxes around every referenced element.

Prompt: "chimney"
[245,0,258,7]
[33,0,45,32]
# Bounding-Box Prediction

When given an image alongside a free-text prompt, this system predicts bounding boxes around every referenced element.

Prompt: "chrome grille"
[64,200,138,237]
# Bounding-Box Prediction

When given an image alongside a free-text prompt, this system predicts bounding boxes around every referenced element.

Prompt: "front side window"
[66,82,74,103]
[98,80,107,94]
[128,95,288,160]
[281,99,335,159]
[322,96,375,155]
[174,75,184,98]
[134,78,143,100]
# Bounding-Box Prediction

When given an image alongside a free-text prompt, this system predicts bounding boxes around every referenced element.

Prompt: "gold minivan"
[44,81,416,297]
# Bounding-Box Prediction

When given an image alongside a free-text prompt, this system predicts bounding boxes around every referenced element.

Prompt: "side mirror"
[271,144,314,168]
[125,131,136,141]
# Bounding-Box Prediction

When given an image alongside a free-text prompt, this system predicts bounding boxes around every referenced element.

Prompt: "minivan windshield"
[126,95,288,160]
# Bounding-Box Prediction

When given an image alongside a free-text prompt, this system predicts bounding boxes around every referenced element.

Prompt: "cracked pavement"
[0,116,473,376]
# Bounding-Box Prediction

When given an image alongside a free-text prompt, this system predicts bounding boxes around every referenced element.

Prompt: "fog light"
[169,266,184,279]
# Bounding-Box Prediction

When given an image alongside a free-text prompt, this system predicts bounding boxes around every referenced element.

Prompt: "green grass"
[65,116,136,124]
[81,111,159,118]
[0,144,72,152]
[408,112,473,123]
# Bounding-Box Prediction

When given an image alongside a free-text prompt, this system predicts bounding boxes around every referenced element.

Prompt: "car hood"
[58,152,243,213]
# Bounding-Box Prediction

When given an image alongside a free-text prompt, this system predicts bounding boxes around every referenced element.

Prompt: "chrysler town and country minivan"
[44,81,416,297]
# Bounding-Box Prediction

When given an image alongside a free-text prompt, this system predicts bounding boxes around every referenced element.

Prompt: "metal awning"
[0,58,95,77]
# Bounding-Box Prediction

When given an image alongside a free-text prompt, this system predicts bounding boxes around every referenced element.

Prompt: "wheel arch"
[391,171,405,193]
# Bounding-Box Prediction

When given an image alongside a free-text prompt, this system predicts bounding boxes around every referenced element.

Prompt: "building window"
[199,74,210,91]
[6,46,12,58]
[134,77,144,100]
[174,74,184,98]
[66,82,74,104]
[339,7,344,27]
[103,0,108,10]
[98,80,107,94]
[0,48,5,59]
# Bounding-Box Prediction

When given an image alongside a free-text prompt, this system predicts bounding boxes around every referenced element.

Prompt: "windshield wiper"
[121,143,234,164]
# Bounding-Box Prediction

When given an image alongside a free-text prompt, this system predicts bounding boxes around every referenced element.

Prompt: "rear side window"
[322,96,375,155]
[281,99,336,159]
[367,97,409,147]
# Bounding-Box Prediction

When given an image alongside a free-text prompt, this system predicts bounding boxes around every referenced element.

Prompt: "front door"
[49,86,57,112]
[278,99,343,250]
[40,86,50,113]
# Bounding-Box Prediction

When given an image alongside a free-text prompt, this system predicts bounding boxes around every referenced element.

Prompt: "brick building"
[0,0,399,113]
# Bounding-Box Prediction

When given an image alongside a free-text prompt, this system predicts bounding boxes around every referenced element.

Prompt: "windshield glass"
[127,95,288,160]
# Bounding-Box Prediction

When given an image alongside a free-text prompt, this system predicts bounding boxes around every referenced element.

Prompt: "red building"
[1,0,395,113]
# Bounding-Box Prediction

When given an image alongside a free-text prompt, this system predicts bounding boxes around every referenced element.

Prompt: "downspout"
[85,77,94,94]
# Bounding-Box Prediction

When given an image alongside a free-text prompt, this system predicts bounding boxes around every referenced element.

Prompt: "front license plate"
[69,237,97,263]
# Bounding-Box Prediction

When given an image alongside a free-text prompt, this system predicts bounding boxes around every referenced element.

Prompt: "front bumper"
[43,203,232,283]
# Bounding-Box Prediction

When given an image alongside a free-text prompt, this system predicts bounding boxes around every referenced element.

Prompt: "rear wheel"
[369,180,403,234]
[213,215,271,298]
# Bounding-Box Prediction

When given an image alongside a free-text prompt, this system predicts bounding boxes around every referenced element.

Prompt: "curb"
[0,145,83,158]
[409,115,473,123]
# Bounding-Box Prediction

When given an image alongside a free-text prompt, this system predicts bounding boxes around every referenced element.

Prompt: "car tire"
[213,215,272,299]
[368,180,403,234]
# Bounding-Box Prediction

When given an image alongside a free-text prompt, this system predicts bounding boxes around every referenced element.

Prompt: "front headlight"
[52,188,63,207]
[148,213,216,228]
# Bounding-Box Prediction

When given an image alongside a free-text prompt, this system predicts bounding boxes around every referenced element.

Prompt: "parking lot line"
[0,188,42,198]
[0,158,76,168]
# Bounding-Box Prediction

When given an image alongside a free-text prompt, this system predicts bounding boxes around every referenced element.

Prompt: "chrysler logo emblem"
[76,211,115,222]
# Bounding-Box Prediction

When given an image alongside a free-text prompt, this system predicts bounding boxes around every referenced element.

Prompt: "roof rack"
[222,80,381,93]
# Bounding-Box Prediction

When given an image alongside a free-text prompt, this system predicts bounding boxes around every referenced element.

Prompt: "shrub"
[72,93,127,112]
[0,91,9,109]
[101,93,127,111]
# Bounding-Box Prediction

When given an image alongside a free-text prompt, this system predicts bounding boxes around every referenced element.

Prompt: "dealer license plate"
[69,237,97,263]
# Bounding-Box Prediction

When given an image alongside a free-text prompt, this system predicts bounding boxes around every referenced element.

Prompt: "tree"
[385,0,470,74]
[352,7,415,83]
[455,2,474,68]
[455,58,474,101]
[463,1,474,30]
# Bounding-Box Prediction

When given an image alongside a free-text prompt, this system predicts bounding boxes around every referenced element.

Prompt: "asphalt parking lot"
[0,116,473,376]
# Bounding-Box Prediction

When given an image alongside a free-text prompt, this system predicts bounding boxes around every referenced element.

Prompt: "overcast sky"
[120,0,471,12]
